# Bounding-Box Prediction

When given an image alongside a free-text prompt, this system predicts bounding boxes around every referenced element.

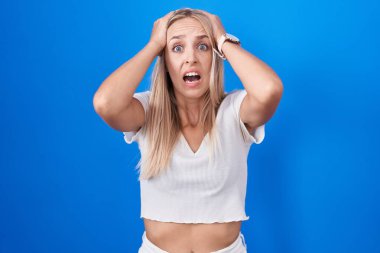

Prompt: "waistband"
[139,231,247,253]
[212,231,247,253]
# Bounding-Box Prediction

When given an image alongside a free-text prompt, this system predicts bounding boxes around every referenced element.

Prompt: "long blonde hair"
[137,8,226,180]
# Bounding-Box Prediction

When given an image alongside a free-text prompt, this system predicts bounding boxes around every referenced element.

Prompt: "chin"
[174,84,207,98]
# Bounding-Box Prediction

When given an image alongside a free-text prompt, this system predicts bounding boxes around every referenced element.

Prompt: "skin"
[144,11,243,253]
[94,7,282,252]
[144,8,283,253]
[94,8,282,252]
[165,17,212,130]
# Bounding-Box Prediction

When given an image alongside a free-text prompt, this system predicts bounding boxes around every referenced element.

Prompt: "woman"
[93,8,283,253]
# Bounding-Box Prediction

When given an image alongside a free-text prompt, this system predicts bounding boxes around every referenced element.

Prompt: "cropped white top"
[123,89,265,223]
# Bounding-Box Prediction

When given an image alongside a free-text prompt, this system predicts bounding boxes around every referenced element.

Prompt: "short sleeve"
[231,89,265,145]
[123,90,150,144]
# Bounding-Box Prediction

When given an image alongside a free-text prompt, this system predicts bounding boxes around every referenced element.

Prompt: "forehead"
[167,17,206,39]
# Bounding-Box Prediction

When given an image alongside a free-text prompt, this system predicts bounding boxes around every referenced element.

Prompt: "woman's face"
[165,17,212,100]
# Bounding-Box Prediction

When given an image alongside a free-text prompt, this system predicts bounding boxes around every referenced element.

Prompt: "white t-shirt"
[123,89,265,223]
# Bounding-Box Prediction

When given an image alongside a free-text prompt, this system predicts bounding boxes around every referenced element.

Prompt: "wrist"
[147,41,164,56]
[214,31,225,42]
[214,33,241,60]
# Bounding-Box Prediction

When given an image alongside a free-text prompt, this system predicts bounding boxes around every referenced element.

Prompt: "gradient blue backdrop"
[1,0,379,252]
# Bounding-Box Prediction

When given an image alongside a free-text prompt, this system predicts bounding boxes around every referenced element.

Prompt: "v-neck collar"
[180,132,209,156]
[178,92,228,156]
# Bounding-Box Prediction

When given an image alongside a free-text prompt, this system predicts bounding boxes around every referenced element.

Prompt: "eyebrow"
[169,34,209,42]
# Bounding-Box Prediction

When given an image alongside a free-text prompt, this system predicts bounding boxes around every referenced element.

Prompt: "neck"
[176,95,204,128]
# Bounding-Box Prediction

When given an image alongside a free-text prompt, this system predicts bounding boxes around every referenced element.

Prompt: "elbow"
[93,91,131,120]
[93,91,109,116]
[256,80,283,105]
[267,79,283,101]
[250,81,283,107]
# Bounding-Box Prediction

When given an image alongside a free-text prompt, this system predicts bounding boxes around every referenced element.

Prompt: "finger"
[198,9,212,16]
[164,10,175,20]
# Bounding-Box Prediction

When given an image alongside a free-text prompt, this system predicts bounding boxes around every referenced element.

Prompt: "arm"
[222,43,283,104]
[222,42,283,130]
[93,42,161,116]
[199,10,283,129]
[93,11,174,132]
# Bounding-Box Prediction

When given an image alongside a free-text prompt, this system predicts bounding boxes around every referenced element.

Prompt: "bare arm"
[222,42,283,129]
[93,11,174,132]
[199,10,283,130]
[93,41,161,115]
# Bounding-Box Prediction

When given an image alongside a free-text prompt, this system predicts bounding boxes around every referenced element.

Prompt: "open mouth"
[183,72,201,83]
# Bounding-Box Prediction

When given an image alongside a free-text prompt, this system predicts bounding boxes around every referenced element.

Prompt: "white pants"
[138,231,248,253]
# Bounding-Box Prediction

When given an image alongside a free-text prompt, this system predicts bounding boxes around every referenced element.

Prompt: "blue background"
[1,0,379,252]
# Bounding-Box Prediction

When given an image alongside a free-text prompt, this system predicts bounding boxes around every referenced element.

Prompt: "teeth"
[184,72,200,77]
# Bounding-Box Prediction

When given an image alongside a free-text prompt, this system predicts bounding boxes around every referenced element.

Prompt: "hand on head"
[149,11,175,53]
[195,10,226,42]
[149,9,227,55]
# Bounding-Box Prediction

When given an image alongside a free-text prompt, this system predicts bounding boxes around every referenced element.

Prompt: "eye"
[172,45,183,52]
[198,43,209,51]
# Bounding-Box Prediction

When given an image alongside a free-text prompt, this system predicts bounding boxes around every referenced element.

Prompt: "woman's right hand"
[149,11,175,54]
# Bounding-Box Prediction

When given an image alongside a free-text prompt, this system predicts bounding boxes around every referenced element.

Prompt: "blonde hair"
[137,8,226,180]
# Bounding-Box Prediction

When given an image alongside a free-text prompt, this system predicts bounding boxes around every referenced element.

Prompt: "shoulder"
[134,90,151,99]
[219,89,246,110]
[223,89,246,101]
[133,90,151,113]
[216,89,247,123]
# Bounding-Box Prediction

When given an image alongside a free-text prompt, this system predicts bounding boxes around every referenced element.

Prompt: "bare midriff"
[143,218,242,253]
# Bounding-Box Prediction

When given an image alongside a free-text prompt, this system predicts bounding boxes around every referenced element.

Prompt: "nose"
[185,48,198,64]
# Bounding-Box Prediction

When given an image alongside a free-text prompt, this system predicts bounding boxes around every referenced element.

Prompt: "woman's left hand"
[197,10,226,42]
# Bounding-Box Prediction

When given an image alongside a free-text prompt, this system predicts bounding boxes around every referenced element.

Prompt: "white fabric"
[123,89,265,223]
[138,230,248,253]
[123,91,150,144]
